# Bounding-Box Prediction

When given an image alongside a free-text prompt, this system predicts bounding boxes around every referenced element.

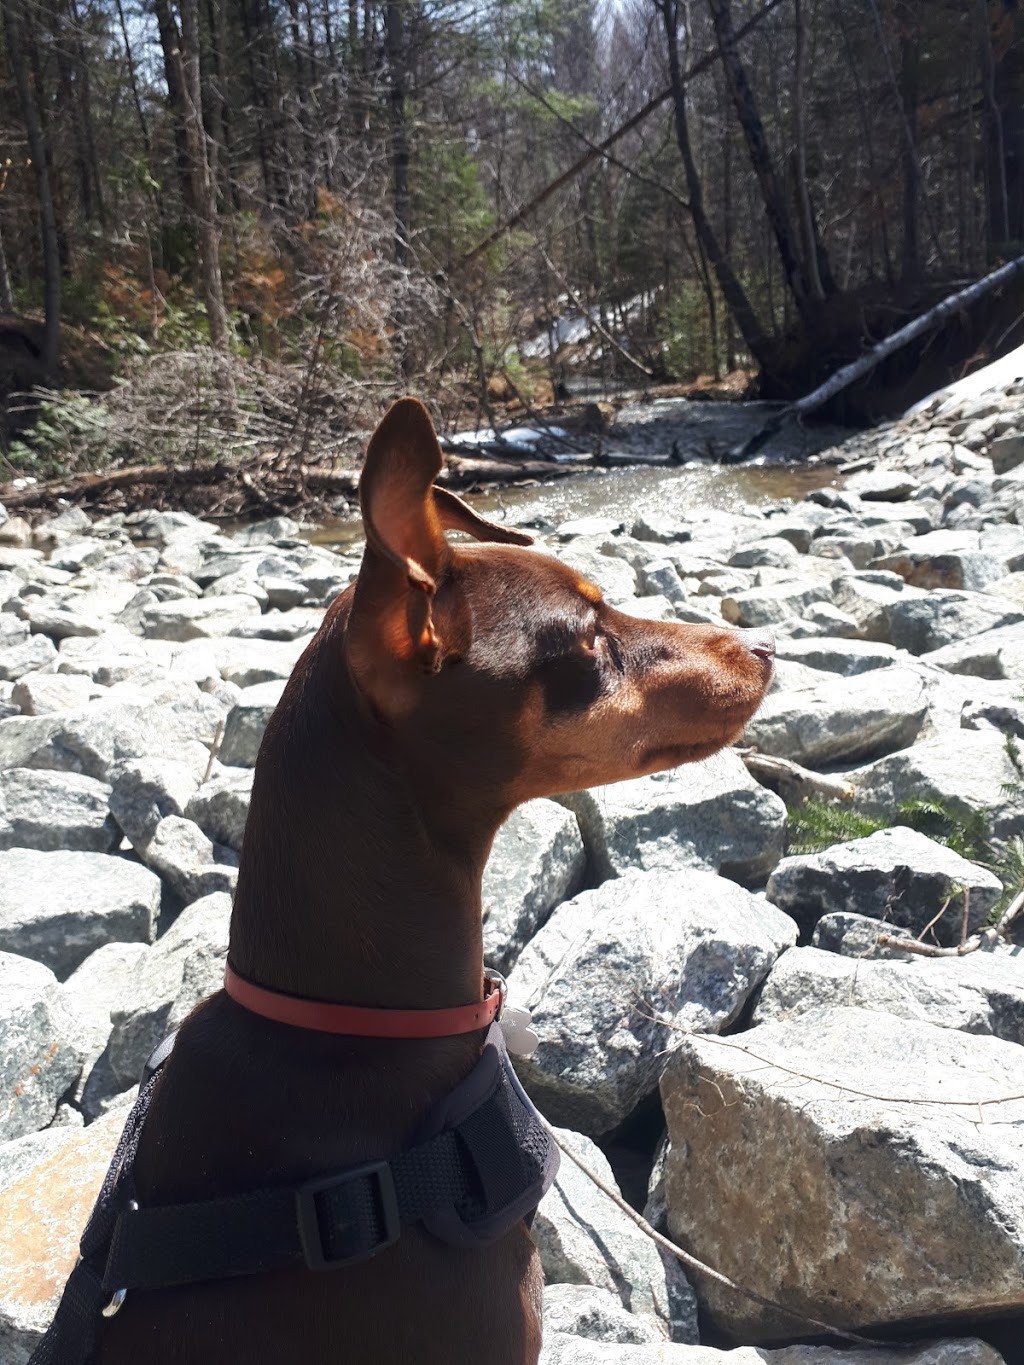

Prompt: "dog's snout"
[739,629,776,661]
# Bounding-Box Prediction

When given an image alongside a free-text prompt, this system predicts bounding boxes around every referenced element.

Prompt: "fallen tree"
[731,251,1024,460]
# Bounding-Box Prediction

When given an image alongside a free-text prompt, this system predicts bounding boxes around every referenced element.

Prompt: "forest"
[0,0,1022,488]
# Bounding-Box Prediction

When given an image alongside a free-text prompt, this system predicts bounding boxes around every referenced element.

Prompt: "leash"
[29,976,555,1365]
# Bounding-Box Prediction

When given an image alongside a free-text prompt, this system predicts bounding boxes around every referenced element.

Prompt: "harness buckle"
[294,1161,399,1271]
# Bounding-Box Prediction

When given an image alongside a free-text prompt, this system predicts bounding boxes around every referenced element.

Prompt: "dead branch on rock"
[544,1123,883,1346]
[876,885,1024,960]
[735,747,855,804]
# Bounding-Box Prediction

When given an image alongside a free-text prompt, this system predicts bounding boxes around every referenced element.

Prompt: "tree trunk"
[792,0,825,301]
[705,0,812,321]
[657,0,773,371]
[898,22,921,281]
[385,0,411,374]
[1,0,60,376]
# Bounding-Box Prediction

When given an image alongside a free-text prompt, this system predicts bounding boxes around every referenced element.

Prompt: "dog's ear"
[432,486,534,547]
[347,399,447,706]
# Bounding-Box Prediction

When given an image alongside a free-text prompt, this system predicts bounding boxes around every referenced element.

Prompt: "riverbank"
[0,385,1023,1362]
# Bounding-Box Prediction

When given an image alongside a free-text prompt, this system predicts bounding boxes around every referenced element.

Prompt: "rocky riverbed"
[0,377,1023,1365]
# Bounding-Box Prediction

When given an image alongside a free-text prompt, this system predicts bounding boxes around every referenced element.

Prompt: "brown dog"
[91,398,773,1365]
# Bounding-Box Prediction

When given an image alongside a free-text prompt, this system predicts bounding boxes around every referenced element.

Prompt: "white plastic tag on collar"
[499,1004,539,1059]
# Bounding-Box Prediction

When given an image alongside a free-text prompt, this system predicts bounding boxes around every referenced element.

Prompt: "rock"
[509,870,797,1134]
[108,757,203,845]
[535,1126,696,1343]
[541,1285,662,1346]
[728,538,799,569]
[0,633,58,682]
[184,767,254,852]
[539,1339,1004,1365]
[639,561,687,604]
[559,545,638,605]
[849,731,1024,846]
[989,432,1024,475]
[765,827,1002,943]
[845,468,921,500]
[106,892,231,1091]
[924,623,1024,680]
[962,692,1024,737]
[60,941,151,1073]
[136,815,239,903]
[744,666,927,768]
[0,699,214,783]
[871,530,1005,591]
[773,638,899,674]
[882,590,1023,655]
[0,768,119,852]
[142,593,262,641]
[0,953,83,1140]
[754,943,1024,1046]
[229,608,322,641]
[230,515,302,545]
[830,573,921,641]
[811,911,915,959]
[17,601,105,641]
[218,680,286,767]
[554,750,786,887]
[720,581,831,628]
[0,1107,131,1362]
[482,800,585,975]
[0,849,160,978]
[10,670,102,715]
[660,1006,1024,1339]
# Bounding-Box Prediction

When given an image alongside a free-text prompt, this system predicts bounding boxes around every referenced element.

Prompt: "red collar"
[223,962,504,1038]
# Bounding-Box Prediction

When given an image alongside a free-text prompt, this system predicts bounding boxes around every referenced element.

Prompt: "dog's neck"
[229,614,499,1013]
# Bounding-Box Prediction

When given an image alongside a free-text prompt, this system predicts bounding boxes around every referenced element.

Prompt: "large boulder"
[744,666,927,768]
[881,591,1023,655]
[482,800,585,974]
[848,731,1024,846]
[105,892,231,1092]
[509,870,797,1134]
[218,680,286,767]
[660,1007,1024,1339]
[0,1106,131,1362]
[0,953,83,1140]
[184,767,254,852]
[539,1338,1004,1365]
[554,749,786,888]
[765,827,1002,943]
[754,944,1024,1044]
[923,624,1024,681]
[0,768,118,852]
[141,593,262,641]
[535,1126,697,1344]
[0,849,161,978]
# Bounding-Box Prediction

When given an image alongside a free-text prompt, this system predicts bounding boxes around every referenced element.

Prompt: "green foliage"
[6,392,115,479]
[895,797,989,862]
[663,282,720,382]
[413,138,495,268]
[785,800,888,855]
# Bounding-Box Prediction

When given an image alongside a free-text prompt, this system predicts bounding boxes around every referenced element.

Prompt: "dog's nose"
[739,629,776,661]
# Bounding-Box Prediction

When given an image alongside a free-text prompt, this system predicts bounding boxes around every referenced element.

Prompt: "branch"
[735,747,855,804]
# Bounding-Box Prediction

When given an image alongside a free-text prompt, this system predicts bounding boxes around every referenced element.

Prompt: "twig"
[735,748,854,804]
[202,720,225,784]
[545,1123,884,1346]
[876,932,990,959]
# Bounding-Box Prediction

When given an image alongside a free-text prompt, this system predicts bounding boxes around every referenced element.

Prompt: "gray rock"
[0,953,82,1140]
[728,538,799,569]
[229,608,322,641]
[830,574,920,641]
[230,515,302,546]
[773,638,899,674]
[845,468,920,500]
[142,593,262,641]
[542,1286,662,1346]
[720,581,831,628]
[924,623,1024,680]
[106,891,231,1089]
[560,545,638,605]
[218,680,286,766]
[535,1126,696,1343]
[660,1006,1024,1338]
[962,692,1024,737]
[0,633,57,682]
[882,590,1023,655]
[482,800,586,974]
[638,561,687,604]
[744,666,927,768]
[10,670,102,715]
[0,699,214,783]
[811,911,915,959]
[509,869,797,1134]
[0,849,160,978]
[765,826,1002,943]
[754,943,1024,1045]
[61,941,151,1069]
[184,767,254,852]
[540,1339,1004,1365]
[108,757,202,845]
[136,815,239,903]
[849,730,1024,845]
[18,600,105,641]
[0,768,118,852]
[630,514,690,544]
[554,750,786,887]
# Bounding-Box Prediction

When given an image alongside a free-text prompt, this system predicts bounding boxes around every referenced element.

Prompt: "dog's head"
[342,398,773,810]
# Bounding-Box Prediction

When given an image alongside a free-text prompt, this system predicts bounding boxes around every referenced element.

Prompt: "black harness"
[30,1023,558,1365]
